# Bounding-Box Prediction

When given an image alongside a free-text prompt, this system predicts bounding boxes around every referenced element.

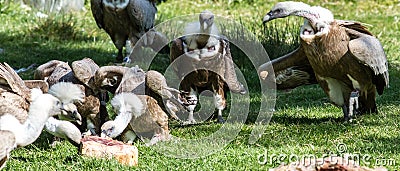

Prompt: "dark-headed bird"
[170,10,246,124]
[90,0,158,61]
[260,1,389,120]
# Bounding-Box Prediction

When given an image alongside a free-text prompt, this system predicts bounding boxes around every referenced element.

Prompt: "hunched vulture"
[260,1,389,120]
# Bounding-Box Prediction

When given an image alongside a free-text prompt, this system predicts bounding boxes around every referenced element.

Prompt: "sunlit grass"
[0,0,399,170]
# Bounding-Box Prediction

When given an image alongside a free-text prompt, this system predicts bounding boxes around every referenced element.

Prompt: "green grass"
[1,0,400,170]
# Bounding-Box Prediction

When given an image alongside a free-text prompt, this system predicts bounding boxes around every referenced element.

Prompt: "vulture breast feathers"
[261,1,389,120]
[90,0,157,61]
[169,11,246,124]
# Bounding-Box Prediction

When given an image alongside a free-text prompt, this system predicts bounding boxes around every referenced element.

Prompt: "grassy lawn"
[1,0,400,170]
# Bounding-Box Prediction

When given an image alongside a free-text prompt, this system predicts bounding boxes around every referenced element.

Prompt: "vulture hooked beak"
[59,103,82,125]
[262,11,276,24]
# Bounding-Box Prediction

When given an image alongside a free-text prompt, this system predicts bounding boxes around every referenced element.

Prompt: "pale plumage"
[0,130,16,169]
[0,62,83,168]
[45,117,82,147]
[101,92,143,139]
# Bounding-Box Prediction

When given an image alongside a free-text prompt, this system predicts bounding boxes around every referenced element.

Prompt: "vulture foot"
[181,114,197,125]
[116,49,124,62]
[217,115,225,124]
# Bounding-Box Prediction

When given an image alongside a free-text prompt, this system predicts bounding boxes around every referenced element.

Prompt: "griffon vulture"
[0,63,84,167]
[45,116,82,147]
[170,10,246,124]
[260,1,389,120]
[101,92,170,145]
[34,59,109,136]
[93,65,186,120]
[90,0,159,61]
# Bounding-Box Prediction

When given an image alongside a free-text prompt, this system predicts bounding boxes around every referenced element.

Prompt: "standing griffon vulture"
[90,0,158,61]
[170,11,247,124]
[0,63,84,168]
[260,1,389,120]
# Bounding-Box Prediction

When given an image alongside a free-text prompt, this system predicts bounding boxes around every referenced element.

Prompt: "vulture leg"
[121,129,137,144]
[348,89,360,120]
[214,84,226,123]
[342,105,350,121]
[183,89,198,125]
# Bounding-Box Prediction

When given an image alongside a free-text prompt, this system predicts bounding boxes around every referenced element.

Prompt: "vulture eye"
[207,46,215,51]
[274,9,282,14]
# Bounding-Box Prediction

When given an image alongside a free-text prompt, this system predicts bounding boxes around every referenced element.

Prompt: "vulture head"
[101,93,143,138]
[199,10,215,32]
[263,1,334,36]
[47,82,85,120]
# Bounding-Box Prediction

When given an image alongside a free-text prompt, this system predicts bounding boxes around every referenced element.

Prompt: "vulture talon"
[217,115,225,124]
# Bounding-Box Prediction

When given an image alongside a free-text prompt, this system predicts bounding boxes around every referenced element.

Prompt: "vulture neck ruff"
[0,93,60,147]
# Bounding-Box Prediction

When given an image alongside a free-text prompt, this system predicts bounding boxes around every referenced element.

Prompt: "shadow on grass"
[0,31,115,78]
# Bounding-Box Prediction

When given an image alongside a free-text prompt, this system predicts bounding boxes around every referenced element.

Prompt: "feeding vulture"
[90,0,161,61]
[34,59,109,136]
[95,66,175,145]
[259,1,389,120]
[170,10,247,124]
[101,92,170,145]
[0,63,84,168]
[93,65,186,120]
[45,116,83,147]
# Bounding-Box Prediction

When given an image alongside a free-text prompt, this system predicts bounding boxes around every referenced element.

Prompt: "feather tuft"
[111,93,143,118]
[48,82,84,103]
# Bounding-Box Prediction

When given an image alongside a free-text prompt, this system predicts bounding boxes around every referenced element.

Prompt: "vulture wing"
[221,38,246,94]
[90,0,104,29]
[127,0,157,33]
[347,28,389,95]
[71,58,100,89]
[115,66,146,94]
[337,20,373,36]
[259,46,317,90]
[34,60,66,80]
[0,63,31,101]
[169,38,185,77]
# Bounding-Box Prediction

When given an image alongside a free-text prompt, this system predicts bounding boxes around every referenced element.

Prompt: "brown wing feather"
[346,28,389,95]
[258,46,317,90]
[169,38,185,77]
[221,38,246,94]
[0,63,30,101]
[336,20,373,36]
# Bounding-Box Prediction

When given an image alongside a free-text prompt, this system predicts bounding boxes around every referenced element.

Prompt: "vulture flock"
[0,0,389,169]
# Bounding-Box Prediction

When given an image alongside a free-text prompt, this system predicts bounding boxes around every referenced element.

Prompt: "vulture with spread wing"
[90,0,159,61]
[170,11,247,124]
[259,1,389,120]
